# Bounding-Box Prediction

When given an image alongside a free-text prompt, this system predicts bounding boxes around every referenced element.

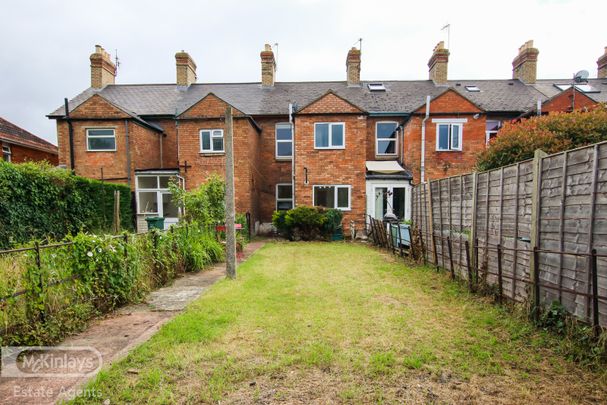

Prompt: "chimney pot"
[90,45,116,89]
[428,41,449,85]
[597,46,607,79]
[260,44,276,87]
[512,40,539,84]
[346,47,361,86]
[175,51,197,87]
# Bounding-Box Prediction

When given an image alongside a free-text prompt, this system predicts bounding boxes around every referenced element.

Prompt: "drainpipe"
[124,120,132,187]
[289,103,296,207]
[64,98,75,172]
[420,95,431,183]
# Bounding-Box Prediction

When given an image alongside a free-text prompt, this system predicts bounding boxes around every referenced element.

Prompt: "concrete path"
[0,240,266,405]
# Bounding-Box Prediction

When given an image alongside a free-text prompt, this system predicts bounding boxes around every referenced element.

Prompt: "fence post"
[470,172,479,282]
[465,240,473,292]
[432,233,439,271]
[419,228,427,265]
[590,249,600,337]
[447,237,454,280]
[530,149,547,311]
[474,238,479,286]
[497,244,503,303]
[123,233,129,269]
[532,246,541,322]
[34,241,45,322]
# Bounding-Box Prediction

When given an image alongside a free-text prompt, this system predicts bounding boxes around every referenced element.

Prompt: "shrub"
[169,174,225,227]
[0,161,133,249]
[476,104,607,171]
[272,206,343,241]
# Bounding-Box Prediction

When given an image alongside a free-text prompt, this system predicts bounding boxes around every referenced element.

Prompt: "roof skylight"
[368,83,386,91]
[554,84,600,93]
[465,85,480,92]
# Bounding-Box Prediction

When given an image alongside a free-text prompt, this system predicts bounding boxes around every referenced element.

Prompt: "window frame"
[275,123,293,160]
[135,174,179,216]
[375,121,399,157]
[433,119,466,152]
[275,183,294,211]
[314,122,345,150]
[86,128,116,152]
[312,184,352,211]
[2,144,11,162]
[485,120,502,145]
[200,129,225,153]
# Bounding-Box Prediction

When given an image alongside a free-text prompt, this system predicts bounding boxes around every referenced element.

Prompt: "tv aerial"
[573,70,589,83]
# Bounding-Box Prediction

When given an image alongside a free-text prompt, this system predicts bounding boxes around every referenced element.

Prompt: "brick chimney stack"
[512,40,539,84]
[428,41,449,85]
[260,44,276,87]
[346,47,361,87]
[90,45,116,89]
[597,46,607,79]
[175,51,197,87]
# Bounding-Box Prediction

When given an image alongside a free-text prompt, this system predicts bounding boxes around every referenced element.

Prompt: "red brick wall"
[56,96,162,189]
[542,88,597,113]
[8,144,58,165]
[294,113,367,232]
[299,92,363,114]
[366,116,404,161]
[404,90,485,183]
[148,119,179,169]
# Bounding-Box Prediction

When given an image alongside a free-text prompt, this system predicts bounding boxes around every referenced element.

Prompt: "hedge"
[0,161,133,249]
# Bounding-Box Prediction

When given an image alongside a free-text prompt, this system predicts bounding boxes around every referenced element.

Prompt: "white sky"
[1,0,605,145]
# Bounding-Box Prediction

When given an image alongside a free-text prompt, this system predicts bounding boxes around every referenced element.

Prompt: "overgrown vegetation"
[0,224,223,346]
[476,104,607,171]
[0,161,132,249]
[272,206,343,241]
[71,243,606,404]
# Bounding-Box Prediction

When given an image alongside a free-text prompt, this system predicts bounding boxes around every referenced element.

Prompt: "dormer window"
[368,83,386,91]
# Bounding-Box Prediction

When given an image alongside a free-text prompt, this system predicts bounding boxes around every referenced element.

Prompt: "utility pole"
[224,106,237,279]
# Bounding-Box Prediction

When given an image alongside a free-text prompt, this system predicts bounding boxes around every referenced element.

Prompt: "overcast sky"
[1,0,605,145]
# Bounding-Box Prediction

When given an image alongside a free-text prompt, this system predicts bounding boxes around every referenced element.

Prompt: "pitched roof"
[532,78,607,103]
[0,117,58,154]
[48,78,582,120]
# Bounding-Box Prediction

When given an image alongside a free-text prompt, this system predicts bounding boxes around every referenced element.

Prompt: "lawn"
[72,242,606,404]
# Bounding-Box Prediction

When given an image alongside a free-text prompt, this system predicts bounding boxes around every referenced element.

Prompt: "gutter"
[421,95,431,183]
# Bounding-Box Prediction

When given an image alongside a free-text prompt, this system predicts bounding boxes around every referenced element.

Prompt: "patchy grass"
[70,242,607,404]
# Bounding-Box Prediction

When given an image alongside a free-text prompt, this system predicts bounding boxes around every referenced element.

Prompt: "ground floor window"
[486,120,502,144]
[313,185,351,210]
[2,144,11,162]
[276,183,293,211]
[136,174,180,219]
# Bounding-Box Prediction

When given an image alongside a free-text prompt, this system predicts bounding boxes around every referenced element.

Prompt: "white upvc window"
[486,120,502,145]
[313,185,351,211]
[200,129,224,153]
[86,128,116,151]
[2,144,11,162]
[136,175,180,218]
[433,119,466,151]
[276,183,293,211]
[314,123,345,149]
[376,121,398,156]
[275,123,293,159]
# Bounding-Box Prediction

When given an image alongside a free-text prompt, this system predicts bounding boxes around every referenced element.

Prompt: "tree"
[476,104,607,171]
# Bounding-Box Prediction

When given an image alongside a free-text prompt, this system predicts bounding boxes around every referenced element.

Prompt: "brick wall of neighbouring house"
[542,88,597,113]
[56,95,162,188]
[365,116,405,162]
[148,118,179,169]
[293,113,367,233]
[7,144,58,165]
[256,116,293,222]
[402,90,485,183]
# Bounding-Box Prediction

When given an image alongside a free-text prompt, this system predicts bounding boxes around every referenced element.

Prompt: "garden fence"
[410,141,607,333]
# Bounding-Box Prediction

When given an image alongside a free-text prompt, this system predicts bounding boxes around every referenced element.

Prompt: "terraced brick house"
[0,117,58,165]
[48,42,607,233]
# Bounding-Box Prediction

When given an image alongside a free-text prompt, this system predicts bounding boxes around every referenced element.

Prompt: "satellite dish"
[573,70,590,83]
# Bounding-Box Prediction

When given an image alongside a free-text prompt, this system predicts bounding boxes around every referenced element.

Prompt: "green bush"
[0,161,133,249]
[272,206,342,241]
[0,223,223,346]
[476,104,607,171]
[169,174,225,227]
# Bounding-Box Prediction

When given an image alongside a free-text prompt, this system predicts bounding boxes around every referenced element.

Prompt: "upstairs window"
[314,123,345,149]
[276,184,293,210]
[486,120,502,144]
[86,128,116,151]
[2,144,11,162]
[200,129,224,153]
[434,119,465,151]
[275,123,293,159]
[376,122,398,156]
[313,185,351,210]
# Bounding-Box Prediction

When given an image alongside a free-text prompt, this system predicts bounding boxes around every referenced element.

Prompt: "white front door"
[366,180,412,223]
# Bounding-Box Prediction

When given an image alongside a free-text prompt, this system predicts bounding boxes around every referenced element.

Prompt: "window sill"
[435,149,463,153]
[314,147,346,150]
[87,150,116,153]
[375,154,398,159]
[275,157,292,161]
[200,152,225,156]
